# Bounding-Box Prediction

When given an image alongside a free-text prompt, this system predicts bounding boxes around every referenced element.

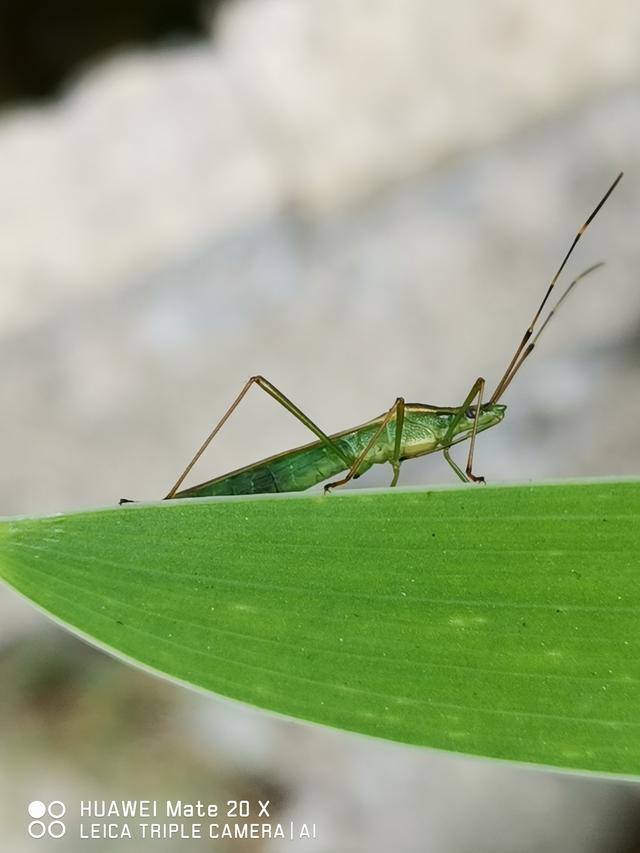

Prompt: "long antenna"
[491,262,604,400]
[489,172,623,404]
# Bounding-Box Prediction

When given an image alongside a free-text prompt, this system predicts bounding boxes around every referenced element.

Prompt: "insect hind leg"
[164,374,353,499]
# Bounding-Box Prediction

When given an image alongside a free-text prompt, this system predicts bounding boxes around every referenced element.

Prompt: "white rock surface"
[2,0,640,335]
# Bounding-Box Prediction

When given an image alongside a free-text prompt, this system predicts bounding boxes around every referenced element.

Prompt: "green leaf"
[1,480,639,775]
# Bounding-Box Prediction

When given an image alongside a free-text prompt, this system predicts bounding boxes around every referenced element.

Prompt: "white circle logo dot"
[28,801,46,819]
[48,820,66,838]
[48,801,66,818]
[28,820,46,838]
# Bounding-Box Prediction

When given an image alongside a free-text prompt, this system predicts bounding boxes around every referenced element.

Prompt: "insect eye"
[465,407,476,419]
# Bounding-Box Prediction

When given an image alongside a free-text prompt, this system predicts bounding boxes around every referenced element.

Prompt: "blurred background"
[1,0,640,849]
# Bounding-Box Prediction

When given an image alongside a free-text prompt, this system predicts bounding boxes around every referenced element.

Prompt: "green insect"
[124,173,622,504]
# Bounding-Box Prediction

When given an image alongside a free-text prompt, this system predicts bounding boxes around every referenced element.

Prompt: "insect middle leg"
[164,375,354,499]
[440,377,486,484]
[390,395,406,486]
[324,397,405,493]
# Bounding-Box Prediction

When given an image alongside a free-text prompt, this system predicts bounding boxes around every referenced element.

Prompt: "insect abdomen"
[175,438,354,497]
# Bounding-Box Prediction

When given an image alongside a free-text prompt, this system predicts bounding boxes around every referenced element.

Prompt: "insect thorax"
[399,403,506,460]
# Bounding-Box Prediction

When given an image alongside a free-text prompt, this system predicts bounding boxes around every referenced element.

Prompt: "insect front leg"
[464,377,486,483]
[440,377,486,484]
[324,398,404,493]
